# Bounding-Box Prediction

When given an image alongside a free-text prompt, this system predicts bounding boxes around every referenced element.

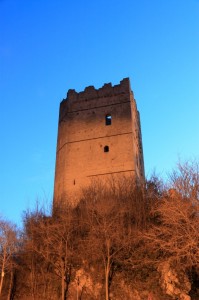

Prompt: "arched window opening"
[105,114,112,125]
[104,145,109,153]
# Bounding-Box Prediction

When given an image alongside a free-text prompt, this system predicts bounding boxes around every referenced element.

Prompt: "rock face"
[158,262,191,300]
[53,78,145,206]
[66,268,170,300]
[67,269,102,300]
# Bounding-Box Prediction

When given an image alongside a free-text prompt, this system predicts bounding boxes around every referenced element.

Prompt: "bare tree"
[144,196,199,267]
[22,207,50,300]
[143,160,199,273]
[169,160,199,201]
[0,218,18,298]
[78,180,141,300]
[23,203,76,300]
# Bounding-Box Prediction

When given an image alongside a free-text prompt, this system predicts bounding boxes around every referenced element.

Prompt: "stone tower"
[53,78,145,205]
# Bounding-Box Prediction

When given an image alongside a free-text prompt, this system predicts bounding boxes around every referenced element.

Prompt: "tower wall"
[53,78,145,205]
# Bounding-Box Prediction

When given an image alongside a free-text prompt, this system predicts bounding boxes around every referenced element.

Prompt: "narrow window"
[73,179,76,185]
[105,114,112,125]
[104,145,109,152]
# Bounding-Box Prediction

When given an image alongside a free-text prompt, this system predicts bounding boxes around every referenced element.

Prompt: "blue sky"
[1,0,199,226]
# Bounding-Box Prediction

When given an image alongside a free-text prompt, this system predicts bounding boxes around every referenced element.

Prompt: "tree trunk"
[30,257,36,300]
[0,256,6,297]
[105,250,110,300]
[105,239,112,300]
[105,265,109,300]
[0,269,5,297]
[61,263,66,300]
[61,274,65,300]
[7,268,14,300]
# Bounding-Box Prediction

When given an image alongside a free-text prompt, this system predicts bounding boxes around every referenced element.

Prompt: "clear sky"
[1,0,199,226]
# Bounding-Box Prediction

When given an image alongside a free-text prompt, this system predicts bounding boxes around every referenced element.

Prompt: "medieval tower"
[53,78,144,205]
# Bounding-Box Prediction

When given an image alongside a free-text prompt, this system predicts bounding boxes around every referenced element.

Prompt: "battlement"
[65,77,132,102]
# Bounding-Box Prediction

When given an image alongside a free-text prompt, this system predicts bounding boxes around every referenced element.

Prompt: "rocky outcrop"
[158,262,191,300]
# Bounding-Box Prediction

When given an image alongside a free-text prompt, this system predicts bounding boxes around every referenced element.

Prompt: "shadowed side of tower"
[53,78,145,206]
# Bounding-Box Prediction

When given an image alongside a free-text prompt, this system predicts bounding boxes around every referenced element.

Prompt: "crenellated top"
[65,77,132,102]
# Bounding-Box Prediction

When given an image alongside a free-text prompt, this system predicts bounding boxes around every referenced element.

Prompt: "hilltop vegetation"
[0,161,199,300]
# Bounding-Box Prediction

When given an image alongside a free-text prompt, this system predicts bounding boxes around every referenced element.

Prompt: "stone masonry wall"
[53,78,145,205]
